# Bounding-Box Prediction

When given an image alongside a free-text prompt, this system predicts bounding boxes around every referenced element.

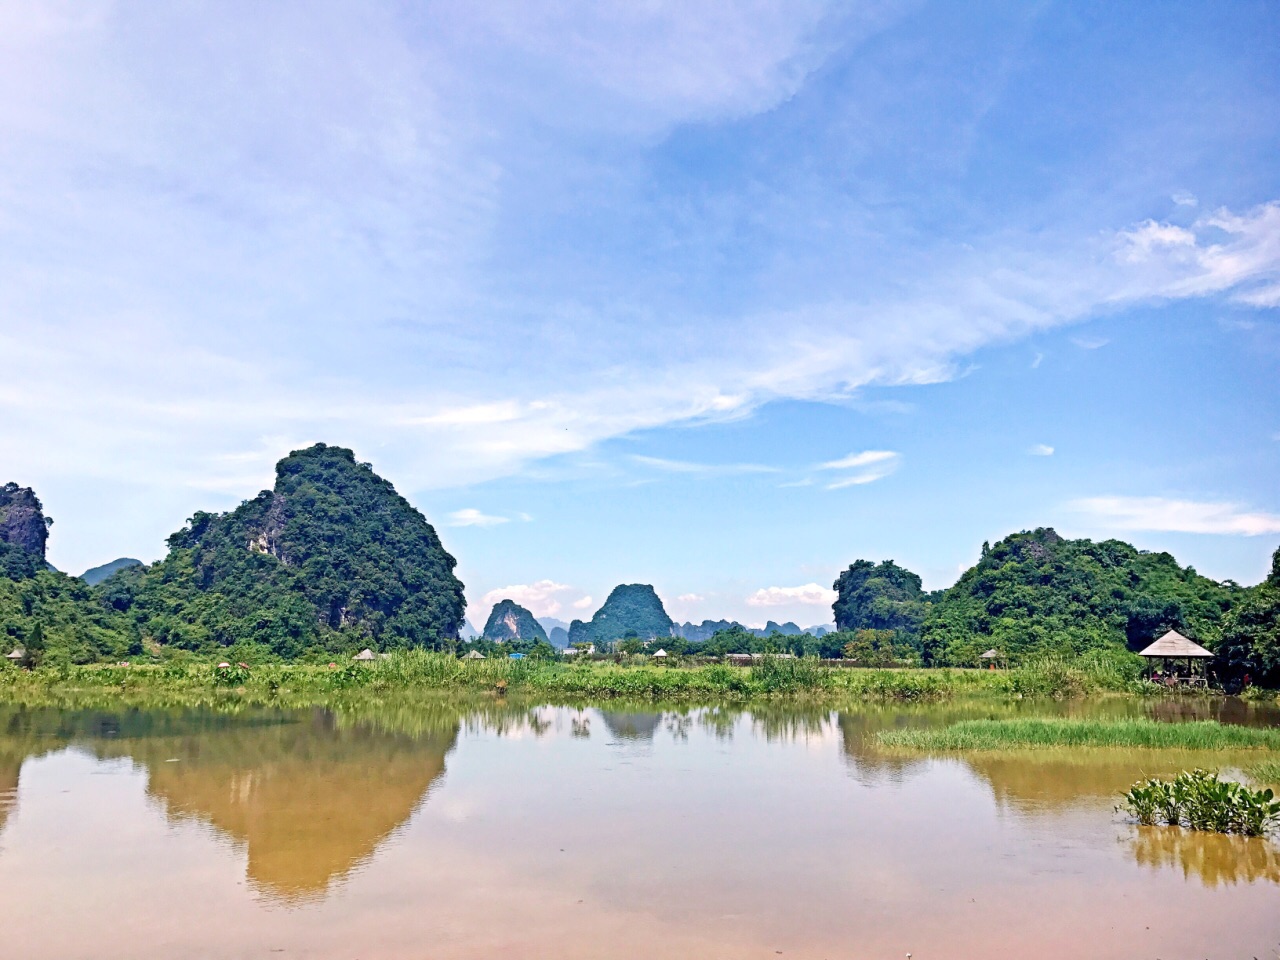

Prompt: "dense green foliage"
[919,528,1241,665]
[482,599,547,643]
[0,540,43,581]
[833,560,931,636]
[1120,770,1280,836]
[1216,547,1280,684]
[101,444,466,659]
[568,584,674,646]
[0,569,134,665]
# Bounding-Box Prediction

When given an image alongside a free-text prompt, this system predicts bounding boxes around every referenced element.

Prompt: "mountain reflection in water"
[0,696,1275,960]
[112,711,458,902]
[0,704,471,901]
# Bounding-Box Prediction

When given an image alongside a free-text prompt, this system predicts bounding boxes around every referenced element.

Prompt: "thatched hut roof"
[6,648,24,660]
[979,649,1000,659]
[353,648,376,661]
[1137,630,1213,658]
[652,649,668,657]
[464,650,486,660]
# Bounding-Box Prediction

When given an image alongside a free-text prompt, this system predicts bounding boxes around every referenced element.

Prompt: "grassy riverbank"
[877,717,1280,752]
[0,647,1185,706]
[0,650,1172,701]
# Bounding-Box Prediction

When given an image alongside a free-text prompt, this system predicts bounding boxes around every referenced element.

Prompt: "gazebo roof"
[979,649,1000,659]
[353,648,376,661]
[464,650,486,659]
[652,649,668,657]
[1137,630,1213,659]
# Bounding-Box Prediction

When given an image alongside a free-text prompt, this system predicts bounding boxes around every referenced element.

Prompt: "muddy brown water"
[0,697,1277,959]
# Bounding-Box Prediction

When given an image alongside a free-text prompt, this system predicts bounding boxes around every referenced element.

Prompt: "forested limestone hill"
[102,444,466,658]
[569,584,673,646]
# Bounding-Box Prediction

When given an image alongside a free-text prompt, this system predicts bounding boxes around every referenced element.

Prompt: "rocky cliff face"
[0,483,50,561]
[482,599,547,643]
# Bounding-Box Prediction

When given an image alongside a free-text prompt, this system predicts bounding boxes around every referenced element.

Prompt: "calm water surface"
[0,696,1277,959]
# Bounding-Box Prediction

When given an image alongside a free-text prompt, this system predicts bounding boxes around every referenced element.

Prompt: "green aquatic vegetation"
[876,717,1280,752]
[1250,759,1280,786]
[1008,651,1147,699]
[0,652,1023,704]
[1119,770,1280,837]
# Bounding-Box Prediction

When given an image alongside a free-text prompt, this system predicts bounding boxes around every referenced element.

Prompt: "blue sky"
[2,1,1277,628]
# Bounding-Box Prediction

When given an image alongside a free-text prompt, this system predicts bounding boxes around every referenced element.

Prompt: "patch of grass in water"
[877,717,1280,752]
[1250,759,1280,786]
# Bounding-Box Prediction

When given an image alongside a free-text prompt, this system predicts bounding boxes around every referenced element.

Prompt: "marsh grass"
[0,647,1215,707]
[1008,651,1147,699]
[877,718,1280,753]
[1250,759,1280,786]
[0,652,1020,704]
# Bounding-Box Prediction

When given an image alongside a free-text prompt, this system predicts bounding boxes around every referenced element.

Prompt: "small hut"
[651,649,668,658]
[1137,629,1213,685]
[464,650,486,660]
[6,648,24,663]
[979,649,1005,670]
[353,648,376,661]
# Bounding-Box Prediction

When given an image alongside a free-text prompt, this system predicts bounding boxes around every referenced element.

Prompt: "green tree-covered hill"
[918,528,1241,665]
[569,584,673,647]
[832,560,932,635]
[104,444,466,658]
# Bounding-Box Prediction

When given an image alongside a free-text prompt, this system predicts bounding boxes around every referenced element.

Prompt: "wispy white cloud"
[572,595,594,610]
[481,580,572,617]
[746,583,837,607]
[447,508,510,528]
[1172,191,1198,208]
[819,450,901,488]
[1071,335,1110,349]
[1029,443,1054,456]
[1031,351,1044,369]
[677,593,705,602]
[1070,496,1280,536]
[819,450,899,470]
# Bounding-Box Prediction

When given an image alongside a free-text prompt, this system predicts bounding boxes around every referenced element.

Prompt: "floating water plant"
[1119,770,1280,837]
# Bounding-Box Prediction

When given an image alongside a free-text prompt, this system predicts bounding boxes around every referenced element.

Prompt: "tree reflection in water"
[1129,825,1280,886]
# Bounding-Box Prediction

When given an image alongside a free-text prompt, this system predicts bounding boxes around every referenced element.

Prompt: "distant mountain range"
[80,558,143,586]
[675,619,833,641]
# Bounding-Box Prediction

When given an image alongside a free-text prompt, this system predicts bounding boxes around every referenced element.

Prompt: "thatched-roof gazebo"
[652,649,668,658]
[979,648,1005,670]
[353,648,376,661]
[1138,630,1212,685]
[463,650,486,660]
[6,648,24,662]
